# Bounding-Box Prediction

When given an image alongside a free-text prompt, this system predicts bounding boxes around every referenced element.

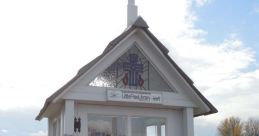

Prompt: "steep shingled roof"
[36,17,217,120]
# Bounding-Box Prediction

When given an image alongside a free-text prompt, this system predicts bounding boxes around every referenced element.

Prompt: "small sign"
[107,89,162,104]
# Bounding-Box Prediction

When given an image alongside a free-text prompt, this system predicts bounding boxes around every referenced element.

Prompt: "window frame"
[87,113,167,136]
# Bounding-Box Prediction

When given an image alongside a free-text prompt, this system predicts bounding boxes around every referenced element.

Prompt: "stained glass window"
[89,45,174,92]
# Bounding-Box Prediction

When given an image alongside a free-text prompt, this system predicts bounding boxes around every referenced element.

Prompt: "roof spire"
[127,0,138,27]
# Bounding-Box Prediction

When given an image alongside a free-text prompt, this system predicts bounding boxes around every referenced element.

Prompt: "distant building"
[36,1,217,136]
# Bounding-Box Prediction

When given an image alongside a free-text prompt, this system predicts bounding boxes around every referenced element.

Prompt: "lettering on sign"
[107,89,162,104]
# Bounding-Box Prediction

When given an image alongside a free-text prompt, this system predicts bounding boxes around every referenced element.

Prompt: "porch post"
[64,100,75,136]
[127,116,132,136]
[48,118,53,136]
[183,108,194,136]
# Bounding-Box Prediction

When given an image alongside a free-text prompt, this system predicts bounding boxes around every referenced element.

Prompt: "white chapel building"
[36,1,217,136]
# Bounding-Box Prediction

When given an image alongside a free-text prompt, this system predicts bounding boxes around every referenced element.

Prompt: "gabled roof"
[36,16,217,120]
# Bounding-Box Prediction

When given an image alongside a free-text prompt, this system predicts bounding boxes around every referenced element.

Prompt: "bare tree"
[218,117,243,136]
[244,118,259,136]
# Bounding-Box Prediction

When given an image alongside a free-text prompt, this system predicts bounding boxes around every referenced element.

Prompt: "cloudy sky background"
[0,0,259,136]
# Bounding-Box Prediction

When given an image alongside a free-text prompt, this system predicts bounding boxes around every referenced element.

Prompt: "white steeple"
[127,0,138,27]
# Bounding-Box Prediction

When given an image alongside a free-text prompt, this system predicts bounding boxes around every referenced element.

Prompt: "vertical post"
[112,117,117,136]
[157,125,161,136]
[60,108,64,136]
[64,100,75,136]
[127,116,132,136]
[48,118,53,136]
[57,118,60,136]
[183,108,194,136]
[84,113,88,136]
[127,0,138,27]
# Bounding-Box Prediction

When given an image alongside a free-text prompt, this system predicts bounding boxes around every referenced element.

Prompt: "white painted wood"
[46,21,212,123]
[137,30,210,114]
[53,120,57,136]
[59,28,209,115]
[60,109,64,136]
[157,125,161,136]
[64,100,74,136]
[52,29,138,103]
[39,9,215,136]
[56,118,60,136]
[128,0,135,4]
[127,0,138,27]
[84,113,88,136]
[58,29,191,107]
[48,118,53,136]
[76,32,138,88]
[78,104,184,136]
[107,89,162,104]
[127,116,131,136]
[63,86,197,108]
[183,108,194,136]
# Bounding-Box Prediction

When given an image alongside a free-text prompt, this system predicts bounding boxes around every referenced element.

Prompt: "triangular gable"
[89,45,175,92]
[36,17,217,120]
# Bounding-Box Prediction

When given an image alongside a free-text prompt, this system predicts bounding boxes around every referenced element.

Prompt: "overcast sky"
[0,0,259,136]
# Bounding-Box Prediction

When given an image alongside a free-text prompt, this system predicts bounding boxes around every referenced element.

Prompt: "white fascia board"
[54,27,209,114]
[52,29,138,103]
[136,30,210,113]
[63,85,197,108]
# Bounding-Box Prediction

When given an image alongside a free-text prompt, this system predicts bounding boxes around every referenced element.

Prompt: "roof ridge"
[132,16,149,28]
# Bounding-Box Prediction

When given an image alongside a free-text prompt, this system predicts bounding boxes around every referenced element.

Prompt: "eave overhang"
[36,16,217,120]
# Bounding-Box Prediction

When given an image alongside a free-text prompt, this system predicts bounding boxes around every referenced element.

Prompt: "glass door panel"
[88,114,127,136]
[132,117,166,136]
[88,114,166,136]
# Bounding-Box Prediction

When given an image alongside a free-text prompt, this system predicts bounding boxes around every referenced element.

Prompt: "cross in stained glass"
[123,54,144,86]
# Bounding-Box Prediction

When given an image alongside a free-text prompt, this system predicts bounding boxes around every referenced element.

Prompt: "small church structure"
[36,1,217,136]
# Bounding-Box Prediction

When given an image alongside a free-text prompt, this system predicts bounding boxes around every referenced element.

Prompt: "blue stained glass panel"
[89,45,173,92]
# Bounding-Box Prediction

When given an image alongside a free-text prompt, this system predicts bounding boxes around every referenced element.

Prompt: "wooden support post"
[127,116,132,136]
[64,100,75,136]
[183,108,194,136]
